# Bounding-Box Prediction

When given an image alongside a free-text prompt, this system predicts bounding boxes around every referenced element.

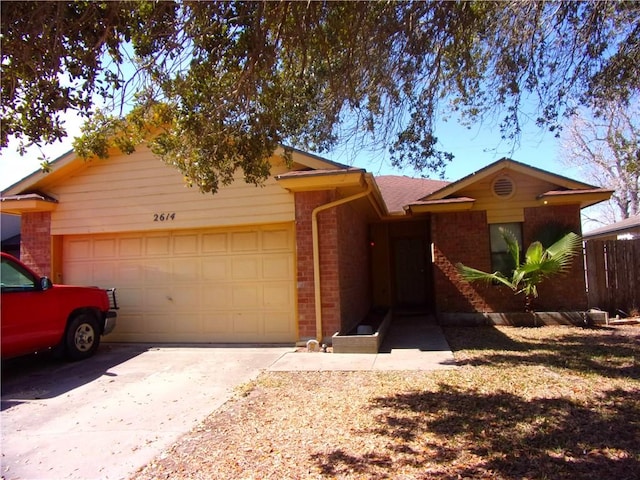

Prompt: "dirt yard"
[134,325,640,480]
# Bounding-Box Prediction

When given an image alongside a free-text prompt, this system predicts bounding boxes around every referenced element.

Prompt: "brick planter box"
[332,308,392,353]
[437,311,609,327]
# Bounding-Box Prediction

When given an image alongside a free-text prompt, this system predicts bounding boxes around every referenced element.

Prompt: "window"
[489,223,522,275]
[0,257,36,291]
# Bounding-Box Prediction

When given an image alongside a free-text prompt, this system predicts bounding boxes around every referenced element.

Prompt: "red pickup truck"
[1,252,117,360]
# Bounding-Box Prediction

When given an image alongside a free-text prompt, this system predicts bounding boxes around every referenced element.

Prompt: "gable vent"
[492,176,515,198]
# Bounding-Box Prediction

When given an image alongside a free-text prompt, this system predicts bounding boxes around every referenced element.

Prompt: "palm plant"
[456,228,583,313]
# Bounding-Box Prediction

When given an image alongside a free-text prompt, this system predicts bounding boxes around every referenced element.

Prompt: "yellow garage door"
[62,224,296,343]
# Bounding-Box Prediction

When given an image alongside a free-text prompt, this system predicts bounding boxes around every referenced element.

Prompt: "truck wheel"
[65,313,101,360]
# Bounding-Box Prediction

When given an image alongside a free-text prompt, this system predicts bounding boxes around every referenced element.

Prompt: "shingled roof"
[584,215,640,239]
[375,176,449,214]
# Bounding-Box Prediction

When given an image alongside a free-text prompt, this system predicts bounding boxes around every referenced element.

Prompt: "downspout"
[312,179,373,342]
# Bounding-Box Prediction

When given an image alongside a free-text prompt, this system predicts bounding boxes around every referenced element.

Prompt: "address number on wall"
[153,213,176,222]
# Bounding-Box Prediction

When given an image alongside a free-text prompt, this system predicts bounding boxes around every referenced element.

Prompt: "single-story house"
[583,215,640,241]
[0,147,612,344]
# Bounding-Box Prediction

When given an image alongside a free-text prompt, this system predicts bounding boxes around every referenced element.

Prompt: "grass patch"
[136,326,639,479]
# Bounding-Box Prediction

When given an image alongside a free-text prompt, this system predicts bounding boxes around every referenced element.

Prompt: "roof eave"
[2,150,77,196]
[584,215,640,238]
[275,169,366,192]
[364,172,389,217]
[275,146,350,170]
[0,195,59,214]
[537,189,614,209]
[405,198,476,214]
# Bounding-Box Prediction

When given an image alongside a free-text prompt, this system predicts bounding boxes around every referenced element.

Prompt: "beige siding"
[458,170,559,224]
[47,146,294,235]
[62,224,297,343]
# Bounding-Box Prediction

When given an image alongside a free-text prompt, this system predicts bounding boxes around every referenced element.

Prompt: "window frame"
[489,222,523,276]
[0,256,38,292]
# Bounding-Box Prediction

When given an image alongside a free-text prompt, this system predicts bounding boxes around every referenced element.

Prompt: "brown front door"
[393,236,429,307]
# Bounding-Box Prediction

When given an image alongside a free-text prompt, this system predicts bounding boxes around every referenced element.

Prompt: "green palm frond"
[524,241,544,265]
[500,227,521,267]
[546,232,582,272]
[456,231,582,308]
[456,263,516,291]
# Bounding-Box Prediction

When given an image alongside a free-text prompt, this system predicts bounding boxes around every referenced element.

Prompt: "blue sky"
[328,117,576,182]
[0,111,579,191]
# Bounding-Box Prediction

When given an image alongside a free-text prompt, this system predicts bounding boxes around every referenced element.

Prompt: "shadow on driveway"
[1,343,149,410]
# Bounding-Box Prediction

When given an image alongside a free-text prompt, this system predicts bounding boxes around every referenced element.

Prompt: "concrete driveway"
[1,343,291,480]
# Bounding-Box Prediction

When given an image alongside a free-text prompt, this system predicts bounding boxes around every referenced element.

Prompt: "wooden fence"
[584,239,640,316]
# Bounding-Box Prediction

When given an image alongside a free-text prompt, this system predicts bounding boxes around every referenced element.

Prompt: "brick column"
[294,190,340,341]
[20,211,52,277]
[523,205,587,311]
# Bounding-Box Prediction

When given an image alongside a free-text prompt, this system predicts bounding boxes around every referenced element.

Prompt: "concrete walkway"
[269,314,457,371]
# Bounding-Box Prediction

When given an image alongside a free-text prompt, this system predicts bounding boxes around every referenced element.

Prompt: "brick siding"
[294,191,339,340]
[523,204,587,311]
[294,191,371,341]
[431,205,586,313]
[336,202,371,334]
[20,211,51,277]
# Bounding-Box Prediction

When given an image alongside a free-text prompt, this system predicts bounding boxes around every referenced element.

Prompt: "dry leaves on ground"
[135,326,640,480]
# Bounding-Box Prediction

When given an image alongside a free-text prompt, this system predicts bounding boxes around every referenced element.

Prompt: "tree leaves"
[2,1,639,193]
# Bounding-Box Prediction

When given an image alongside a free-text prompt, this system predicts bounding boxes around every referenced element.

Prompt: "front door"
[393,237,429,307]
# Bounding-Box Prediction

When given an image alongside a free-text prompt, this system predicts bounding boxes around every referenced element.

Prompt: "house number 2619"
[153,213,176,222]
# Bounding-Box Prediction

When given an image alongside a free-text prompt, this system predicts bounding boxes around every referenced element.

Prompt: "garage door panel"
[171,286,200,308]
[176,314,202,334]
[146,314,174,334]
[262,229,290,250]
[173,234,198,254]
[117,287,143,310]
[201,258,228,280]
[232,256,260,279]
[119,237,143,256]
[63,224,296,343]
[93,238,117,257]
[90,262,115,284]
[202,285,232,308]
[65,239,91,260]
[264,311,295,334]
[231,231,259,251]
[171,258,200,282]
[264,283,294,307]
[146,289,173,309]
[146,236,171,255]
[144,260,170,281]
[263,255,292,279]
[117,263,143,283]
[202,233,227,253]
[203,312,233,334]
[116,313,144,334]
[232,312,260,334]
[67,261,92,283]
[232,285,259,308]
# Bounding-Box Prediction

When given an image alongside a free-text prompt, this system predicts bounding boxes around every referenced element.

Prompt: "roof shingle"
[375,176,449,214]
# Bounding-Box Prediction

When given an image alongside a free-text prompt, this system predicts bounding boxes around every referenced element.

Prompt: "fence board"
[585,239,640,315]
[585,241,607,309]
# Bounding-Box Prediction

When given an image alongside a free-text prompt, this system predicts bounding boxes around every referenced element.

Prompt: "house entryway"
[378,313,444,353]
[370,219,435,313]
[393,236,429,306]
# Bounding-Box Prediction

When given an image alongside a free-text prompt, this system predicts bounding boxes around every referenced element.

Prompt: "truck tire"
[65,313,101,361]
